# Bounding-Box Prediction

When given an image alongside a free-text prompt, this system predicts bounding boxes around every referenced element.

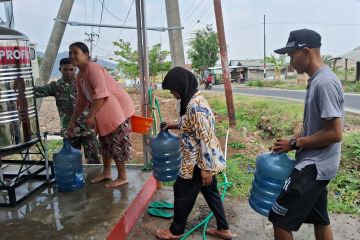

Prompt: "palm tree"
[265,54,287,80]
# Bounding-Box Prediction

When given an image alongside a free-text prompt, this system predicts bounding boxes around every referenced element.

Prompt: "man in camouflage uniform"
[35,58,101,164]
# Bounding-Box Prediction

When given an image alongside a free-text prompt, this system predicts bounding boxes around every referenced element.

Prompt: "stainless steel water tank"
[0,27,40,156]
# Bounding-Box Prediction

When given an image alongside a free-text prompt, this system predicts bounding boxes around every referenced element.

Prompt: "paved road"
[210,85,360,114]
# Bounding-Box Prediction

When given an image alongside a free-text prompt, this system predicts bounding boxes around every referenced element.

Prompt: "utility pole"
[263,14,266,80]
[39,0,74,87]
[85,32,99,59]
[165,0,185,67]
[213,0,236,127]
[4,0,14,29]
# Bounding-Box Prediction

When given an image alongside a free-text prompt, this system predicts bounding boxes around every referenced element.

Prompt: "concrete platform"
[0,165,152,240]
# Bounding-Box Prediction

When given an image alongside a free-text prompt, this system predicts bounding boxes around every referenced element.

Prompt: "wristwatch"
[289,138,299,149]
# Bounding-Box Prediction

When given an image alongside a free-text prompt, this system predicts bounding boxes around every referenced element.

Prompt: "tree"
[112,40,171,82]
[265,54,287,80]
[37,54,43,67]
[148,43,172,80]
[112,39,139,80]
[187,25,219,74]
[322,55,333,66]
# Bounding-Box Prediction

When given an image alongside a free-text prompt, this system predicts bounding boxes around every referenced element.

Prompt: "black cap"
[274,29,322,54]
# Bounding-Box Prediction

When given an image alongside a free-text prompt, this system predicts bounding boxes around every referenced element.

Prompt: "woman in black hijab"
[156,67,233,240]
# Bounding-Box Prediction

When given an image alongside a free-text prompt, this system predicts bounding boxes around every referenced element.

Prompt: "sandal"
[155,229,183,240]
[148,208,174,219]
[206,228,233,240]
[149,201,174,209]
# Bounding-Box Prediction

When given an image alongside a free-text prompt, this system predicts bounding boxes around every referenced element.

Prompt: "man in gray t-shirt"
[269,29,343,240]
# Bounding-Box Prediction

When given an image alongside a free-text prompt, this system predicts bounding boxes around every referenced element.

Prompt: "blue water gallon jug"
[150,123,182,182]
[53,139,85,192]
[249,152,294,217]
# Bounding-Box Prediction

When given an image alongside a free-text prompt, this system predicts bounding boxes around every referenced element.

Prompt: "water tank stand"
[0,137,54,207]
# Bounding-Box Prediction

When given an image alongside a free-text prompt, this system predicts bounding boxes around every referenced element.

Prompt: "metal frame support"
[0,139,54,207]
[135,0,151,167]
[54,18,183,32]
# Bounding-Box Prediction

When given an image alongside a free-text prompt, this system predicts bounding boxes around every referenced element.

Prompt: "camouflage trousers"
[69,133,102,164]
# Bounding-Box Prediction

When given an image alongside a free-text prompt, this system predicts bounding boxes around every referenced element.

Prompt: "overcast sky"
[2,0,360,63]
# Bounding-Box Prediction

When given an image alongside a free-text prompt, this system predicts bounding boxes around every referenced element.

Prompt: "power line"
[83,0,87,34]
[185,3,210,33]
[95,0,105,47]
[98,0,105,35]
[185,4,212,36]
[182,0,206,26]
[104,0,135,58]
[266,22,360,26]
[97,0,124,22]
[227,23,262,32]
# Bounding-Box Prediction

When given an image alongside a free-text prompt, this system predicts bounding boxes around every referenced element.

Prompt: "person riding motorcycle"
[204,73,213,89]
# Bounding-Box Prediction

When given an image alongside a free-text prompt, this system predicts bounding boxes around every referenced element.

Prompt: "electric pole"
[39,0,74,87]
[213,0,236,128]
[263,14,266,80]
[85,32,99,59]
[165,0,185,67]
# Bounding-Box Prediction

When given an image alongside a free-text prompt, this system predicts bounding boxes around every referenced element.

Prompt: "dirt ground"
[129,187,360,240]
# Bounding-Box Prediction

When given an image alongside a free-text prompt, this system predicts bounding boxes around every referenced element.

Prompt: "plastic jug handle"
[160,122,169,132]
[62,138,75,150]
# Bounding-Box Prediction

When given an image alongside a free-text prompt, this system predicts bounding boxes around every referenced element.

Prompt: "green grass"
[225,153,255,197]
[228,142,246,150]
[207,94,304,139]
[343,81,360,93]
[205,93,360,214]
[246,79,307,91]
[46,139,63,160]
[246,79,360,94]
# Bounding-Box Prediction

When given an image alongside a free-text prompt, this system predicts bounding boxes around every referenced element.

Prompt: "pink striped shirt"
[76,61,135,136]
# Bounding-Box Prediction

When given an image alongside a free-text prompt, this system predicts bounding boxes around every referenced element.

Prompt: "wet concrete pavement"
[0,165,150,240]
[130,186,360,240]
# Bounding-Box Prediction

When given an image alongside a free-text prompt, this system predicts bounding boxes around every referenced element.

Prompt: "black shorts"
[268,164,330,231]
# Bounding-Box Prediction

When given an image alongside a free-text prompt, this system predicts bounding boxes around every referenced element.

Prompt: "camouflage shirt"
[35,78,93,137]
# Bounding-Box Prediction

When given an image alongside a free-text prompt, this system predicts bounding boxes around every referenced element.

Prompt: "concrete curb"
[107,175,157,240]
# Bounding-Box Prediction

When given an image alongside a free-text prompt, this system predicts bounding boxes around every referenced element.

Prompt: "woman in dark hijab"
[155,67,233,240]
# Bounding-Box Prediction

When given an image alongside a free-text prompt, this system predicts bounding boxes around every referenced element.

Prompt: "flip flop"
[206,228,234,240]
[149,201,174,209]
[148,208,174,219]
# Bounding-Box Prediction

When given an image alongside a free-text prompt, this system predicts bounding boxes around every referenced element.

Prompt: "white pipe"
[224,129,230,161]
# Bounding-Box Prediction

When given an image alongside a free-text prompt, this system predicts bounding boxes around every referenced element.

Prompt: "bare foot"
[90,174,112,184]
[105,178,128,188]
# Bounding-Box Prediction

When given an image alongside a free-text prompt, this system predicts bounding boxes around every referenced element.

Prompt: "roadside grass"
[208,93,303,139]
[204,93,360,214]
[328,132,360,214]
[246,79,360,94]
[246,79,306,90]
[343,81,360,93]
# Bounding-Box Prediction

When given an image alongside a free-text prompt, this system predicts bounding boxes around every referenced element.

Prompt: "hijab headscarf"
[162,67,198,116]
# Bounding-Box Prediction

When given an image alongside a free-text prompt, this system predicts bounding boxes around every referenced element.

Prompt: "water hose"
[148,87,163,134]
[181,129,232,240]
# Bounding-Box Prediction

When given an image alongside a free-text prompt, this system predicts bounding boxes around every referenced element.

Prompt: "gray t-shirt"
[295,66,344,180]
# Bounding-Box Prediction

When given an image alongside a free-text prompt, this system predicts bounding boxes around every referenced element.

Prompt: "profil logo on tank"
[0,46,31,65]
